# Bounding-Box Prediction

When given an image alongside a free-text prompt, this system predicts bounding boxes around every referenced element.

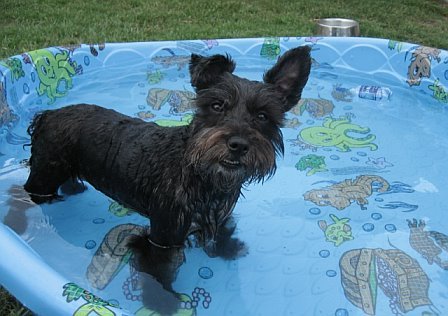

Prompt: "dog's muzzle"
[219,135,249,170]
[220,159,242,168]
[227,136,249,156]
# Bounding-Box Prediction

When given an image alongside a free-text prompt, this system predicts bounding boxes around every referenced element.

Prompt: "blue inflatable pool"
[1,37,448,315]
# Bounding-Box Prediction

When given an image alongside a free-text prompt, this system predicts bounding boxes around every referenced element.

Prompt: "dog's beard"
[195,160,247,192]
[185,127,278,192]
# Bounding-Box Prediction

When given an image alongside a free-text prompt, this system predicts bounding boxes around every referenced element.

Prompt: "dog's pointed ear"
[189,54,236,91]
[263,46,312,112]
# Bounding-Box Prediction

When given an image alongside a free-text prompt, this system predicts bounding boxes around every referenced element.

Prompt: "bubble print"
[198,267,213,279]
[309,207,321,215]
[362,223,375,232]
[92,218,105,224]
[371,212,382,220]
[385,224,397,232]
[85,240,96,249]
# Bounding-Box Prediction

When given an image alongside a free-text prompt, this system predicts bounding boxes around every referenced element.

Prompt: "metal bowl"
[314,18,360,37]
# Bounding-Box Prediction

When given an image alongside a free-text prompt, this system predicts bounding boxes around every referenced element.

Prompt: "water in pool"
[1,39,448,315]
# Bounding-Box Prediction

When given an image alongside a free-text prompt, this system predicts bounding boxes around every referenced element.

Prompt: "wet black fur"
[24,46,311,313]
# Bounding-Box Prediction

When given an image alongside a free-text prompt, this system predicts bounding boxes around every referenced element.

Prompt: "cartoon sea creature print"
[304,175,390,210]
[406,46,441,87]
[108,200,134,217]
[428,78,448,103]
[388,40,403,52]
[377,181,414,195]
[379,202,418,213]
[146,69,164,84]
[0,80,18,128]
[290,97,335,118]
[166,90,194,113]
[135,110,155,120]
[429,231,448,253]
[329,166,389,176]
[27,49,81,104]
[288,138,318,152]
[260,37,281,60]
[62,282,118,316]
[146,88,195,113]
[151,53,190,70]
[366,157,394,169]
[305,37,323,45]
[202,39,219,50]
[155,113,193,127]
[295,154,327,176]
[298,116,378,152]
[89,43,106,57]
[176,41,208,54]
[331,84,353,102]
[284,117,301,129]
[311,57,334,71]
[407,219,448,269]
[0,58,25,83]
[5,130,28,145]
[318,214,353,246]
[86,224,146,290]
[60,44,81,53]
[340,248,433,315]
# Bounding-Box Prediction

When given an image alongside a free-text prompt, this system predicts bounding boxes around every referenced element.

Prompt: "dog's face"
[186,47,312,192]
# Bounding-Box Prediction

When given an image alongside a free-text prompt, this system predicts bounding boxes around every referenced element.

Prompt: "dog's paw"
[215,237,249,260]
[140,272,180,315]
[60,179,86,195]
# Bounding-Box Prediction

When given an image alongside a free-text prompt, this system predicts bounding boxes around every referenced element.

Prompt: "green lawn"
[0,286,32,316]
[1,0,447,314]
[1,0,447,59]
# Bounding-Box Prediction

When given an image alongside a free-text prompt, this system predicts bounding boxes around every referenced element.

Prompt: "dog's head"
[186,46,312,192]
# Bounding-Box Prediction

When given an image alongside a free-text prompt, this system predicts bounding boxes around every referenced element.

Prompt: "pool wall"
[1,37,448,315]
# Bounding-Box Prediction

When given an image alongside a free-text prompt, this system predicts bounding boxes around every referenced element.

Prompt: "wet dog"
[24,46,311,313]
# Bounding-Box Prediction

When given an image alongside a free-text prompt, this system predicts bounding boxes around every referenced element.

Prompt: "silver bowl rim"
[315,18,360,29]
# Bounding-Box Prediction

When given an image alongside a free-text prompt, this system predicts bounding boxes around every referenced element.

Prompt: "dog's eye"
[211,102,224,113]
[257,112,268,121]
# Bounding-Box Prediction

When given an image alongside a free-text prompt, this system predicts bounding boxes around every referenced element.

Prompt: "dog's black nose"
[227,136,249,155]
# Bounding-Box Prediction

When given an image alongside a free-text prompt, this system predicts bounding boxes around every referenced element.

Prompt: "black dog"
[24,46,311,312]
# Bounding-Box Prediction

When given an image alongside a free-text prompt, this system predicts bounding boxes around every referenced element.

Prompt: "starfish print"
[305,37,323,44]
[366,157,393,169]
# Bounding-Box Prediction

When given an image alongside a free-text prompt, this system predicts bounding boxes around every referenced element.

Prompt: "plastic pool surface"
[1,37,448,315]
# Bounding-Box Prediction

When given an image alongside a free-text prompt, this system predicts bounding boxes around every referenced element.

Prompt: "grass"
[0,287,32,316]
[0,0,447,314]
[1,0,447,59]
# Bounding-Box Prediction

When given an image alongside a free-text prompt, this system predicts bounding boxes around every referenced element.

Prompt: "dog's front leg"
[128,234,185,314]
[206,216,248,260]
[128,234,184,285]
